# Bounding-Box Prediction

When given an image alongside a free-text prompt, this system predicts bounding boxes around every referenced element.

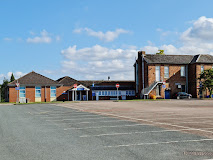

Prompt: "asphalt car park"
[0,101,213,160]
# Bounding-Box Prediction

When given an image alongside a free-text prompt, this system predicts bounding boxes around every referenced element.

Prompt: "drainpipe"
[142,54,145,99]
[186,65,188,93]
[45,86,46,102]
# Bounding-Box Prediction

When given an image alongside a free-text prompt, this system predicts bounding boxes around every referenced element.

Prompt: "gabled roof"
[141,54,213,64]
[57,76,79,86]
[195,54,213,63]
[70,84,90,91]
[144,54,194,64]
[8,71,61,86]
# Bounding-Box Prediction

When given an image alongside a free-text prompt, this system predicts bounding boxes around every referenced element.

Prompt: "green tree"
[1,78,9,102]
[10,73,15,82]
[156,50,165,55]
[198,69,213,98]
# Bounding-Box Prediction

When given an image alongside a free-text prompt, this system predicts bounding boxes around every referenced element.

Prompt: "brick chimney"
[138,51,145,58]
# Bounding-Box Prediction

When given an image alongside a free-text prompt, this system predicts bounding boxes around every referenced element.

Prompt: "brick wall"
[9,86,54,103]
[9,87,17,102]
[140,64,188,98]
[57,86,72,101]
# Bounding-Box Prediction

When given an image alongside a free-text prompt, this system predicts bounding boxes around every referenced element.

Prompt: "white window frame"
[201,65,204,73]
[164,66,169,78]
[111,91,114,96]
[181,66,186,77]
[50,86,56,97]
[19,86,26,98]
[35,86,41,98]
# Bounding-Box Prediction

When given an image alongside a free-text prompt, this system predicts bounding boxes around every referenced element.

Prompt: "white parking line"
[62,117,110,121]
[46,119,128,124]
[145,116,213,120]
[173,121,213,124]
[44,117,110,121]
[75,119,129,124]
[34,112,89,116]
[105,139,213,148]
[65,123,150,130]
[45,114,101,118]
[80,128,213,138]
[63,107,213,135]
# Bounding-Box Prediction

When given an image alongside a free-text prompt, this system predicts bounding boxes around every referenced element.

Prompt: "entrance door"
[156,66,160,81]
[77,93,80,101]
[165,90,171,99]
[156,85,161,96]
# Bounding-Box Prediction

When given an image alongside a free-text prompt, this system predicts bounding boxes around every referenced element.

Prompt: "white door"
[96,93,99,101]
[156,66,160,81]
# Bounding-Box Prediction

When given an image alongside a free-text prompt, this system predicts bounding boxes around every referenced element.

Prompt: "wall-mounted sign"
[77,88,84,91]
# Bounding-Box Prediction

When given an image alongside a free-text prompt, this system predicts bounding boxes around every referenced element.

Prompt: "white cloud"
[3,37,12,41]
[73,28,130,42]
[181,16,213,42]
[61,45,137,80]
[55,36,61,41]
[0,72,26,83]
[26,30,52,43]
[7,72,26,79]
[37,16,213,81]
[144,16,213,55]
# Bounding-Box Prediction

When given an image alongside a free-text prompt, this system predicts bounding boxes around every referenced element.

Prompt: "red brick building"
[8,71,62,103]
[134,51,213,99]
[8,71,135,102]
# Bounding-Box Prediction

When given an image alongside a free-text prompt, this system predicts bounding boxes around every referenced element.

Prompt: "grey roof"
[196,54,213,63]
[8,71,61,86]
[144,54,194,64]
[57,76,79,86]
[143,54,213,64]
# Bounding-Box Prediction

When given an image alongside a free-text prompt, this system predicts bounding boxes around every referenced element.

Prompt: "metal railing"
[140,81,163,99]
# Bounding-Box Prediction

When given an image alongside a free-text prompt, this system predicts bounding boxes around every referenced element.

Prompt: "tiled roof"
[8,71,60,86]
[57,76,79,86]
[195,54,213,63]
[144,54,194,64]
[143,54,213,64]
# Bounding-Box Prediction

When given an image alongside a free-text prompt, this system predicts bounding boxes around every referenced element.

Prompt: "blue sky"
[1,0,213,82]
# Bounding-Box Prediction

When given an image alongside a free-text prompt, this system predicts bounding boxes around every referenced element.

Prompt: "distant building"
[8,71,135,103]
[134,51,213,99]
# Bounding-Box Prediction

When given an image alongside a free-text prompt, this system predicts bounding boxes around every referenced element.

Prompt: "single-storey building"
[8,71,135,103]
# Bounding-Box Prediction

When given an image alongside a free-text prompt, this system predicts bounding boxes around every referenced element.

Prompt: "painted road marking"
[104,139,213,148]
[80,128,213,138]
[61,106,213,135]
[65,123,150,130]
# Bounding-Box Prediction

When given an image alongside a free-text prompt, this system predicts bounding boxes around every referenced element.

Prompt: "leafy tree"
[10,73,15,82]
[156,50,165,55]
[1,78,9,102]
[198,69,213,98]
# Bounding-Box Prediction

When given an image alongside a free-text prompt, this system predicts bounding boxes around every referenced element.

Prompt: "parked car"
[173,92,192,99]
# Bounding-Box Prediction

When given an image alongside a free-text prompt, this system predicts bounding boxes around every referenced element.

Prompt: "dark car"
[173,92,192,99]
